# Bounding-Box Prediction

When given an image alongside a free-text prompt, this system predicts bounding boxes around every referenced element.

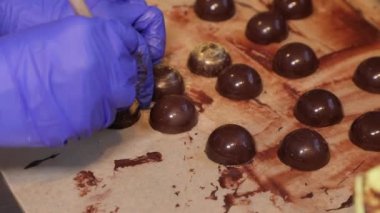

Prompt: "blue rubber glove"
[0,0,166,63]
[0,16,150,147]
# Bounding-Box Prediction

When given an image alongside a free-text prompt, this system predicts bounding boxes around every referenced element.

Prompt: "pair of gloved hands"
[0,0,166,147]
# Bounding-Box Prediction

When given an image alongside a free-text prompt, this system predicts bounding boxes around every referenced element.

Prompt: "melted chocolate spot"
[206,124,256,165]
[294,89,344,127]
[188,43,232,77]
[114,152,163,170]
[353,57,380,94]
[218,167,243,188]
[194,0,235,22]
[150,95,198,134]
[326,195,353,211]
[245,12,288,45]
[73,171,102,197]
[216,64,263,100]
[108,105,141,130]
[273,42,319,79]
[349,111,380,151]
[153,64,185,100]
[273,0,313,20]
[278,128,330,171]
[24,153,60,169]
[300,192,314,199]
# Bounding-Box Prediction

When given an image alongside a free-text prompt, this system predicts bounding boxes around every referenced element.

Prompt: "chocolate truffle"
[153,64,185,101]
[273,0,313,20]
[206,124,256,165]
[194,0,235,22]
[349,111,380,151]
[149,95,198,134]
[109,101,140,129]
[188,43,232,77]
[216,64,263,100]
[294,89,343,127]
[278,128,330,171]
[273,42,319,79]
[245,12,288,45]
[353,57,380,94]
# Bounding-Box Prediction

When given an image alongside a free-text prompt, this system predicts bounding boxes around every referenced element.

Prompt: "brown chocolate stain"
[110,206,119,213]
[282,83,301,99]
[301,192,314,199]
[167,5,191,24]
[223,194,235,213]
[187,89,214,113]
[175,204,180,208]
[175,191,180,196]
[218,167,243,189]
[24,153,60,169]
[242,166,291,202]
[85,204,98,213]
[225,36,275,71]
[326,195,353,212]
[74,171,102,197]
[206,183,219,200]
[114,152,162,171]
[255,146,279,161]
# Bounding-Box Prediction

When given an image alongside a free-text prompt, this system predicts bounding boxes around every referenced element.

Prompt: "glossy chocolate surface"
[188,43,232,77]
[273,0,313,20]
[206,124,256,165]
[108,105,141,130]
[273,42,319,79]
[245,12,288,45]
[294,89,343,127]
[149,95,198,134]
[194,0,235,22]
[153,64,185,101]
[278,128,330,171]
[353,57,380,94]
[349,111,380,151]
[216,64,263,100]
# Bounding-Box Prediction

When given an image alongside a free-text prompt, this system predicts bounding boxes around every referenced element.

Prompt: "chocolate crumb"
[24,153,60,169]
[85,204,98,213]
[74,171,102,197]
[200,186,206,190]
[301,192,314,199]
[206,183,219,200]
[175,204,180,208]
[175,191,180,196]
[110,206,120,213]
[172,185,176,189]
[326,195,353,211]
[114,152,162,170]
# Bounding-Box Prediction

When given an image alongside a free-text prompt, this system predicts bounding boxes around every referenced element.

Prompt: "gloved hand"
[0,16,150,147]
[0,0,166,63]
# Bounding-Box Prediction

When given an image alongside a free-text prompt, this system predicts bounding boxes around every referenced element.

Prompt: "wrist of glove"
[0,17,147,147]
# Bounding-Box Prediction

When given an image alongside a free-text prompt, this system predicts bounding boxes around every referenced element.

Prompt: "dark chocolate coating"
[149,95,198,134]
[273,42,319,79]
[349,111,380,151]
[278,128,330,171]
[216,64,263,100]
[294,89,343,127]
[245,12,288,45]
[188,43,232,77]
[273,0,313,20]
[206,124,256,165]
[194,0,235,22]
[108,107,141,129]
[353,57,380,94]
[153,64,185,101]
